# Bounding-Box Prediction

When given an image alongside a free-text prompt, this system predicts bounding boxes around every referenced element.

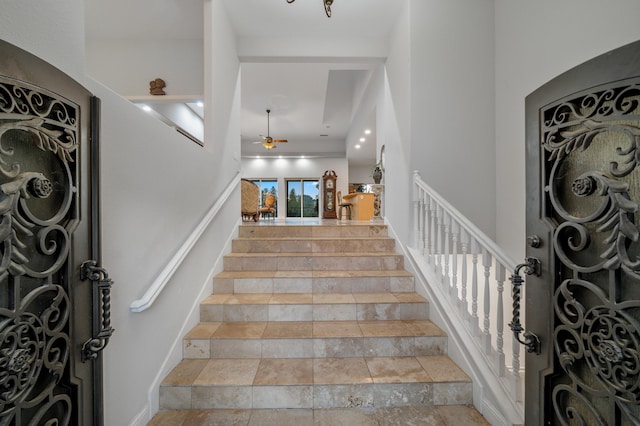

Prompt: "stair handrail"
[410,170,524,423]
[130,172,240,313]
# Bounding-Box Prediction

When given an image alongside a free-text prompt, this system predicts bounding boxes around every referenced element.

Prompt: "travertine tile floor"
[152,219,491,424]
[163,353,468,388]
[148,405,490,425]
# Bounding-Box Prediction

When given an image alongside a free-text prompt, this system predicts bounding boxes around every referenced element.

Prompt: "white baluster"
[422,193,429,258]
[460,229,469,318]
[496,262,506,376]
[413,177,421,250]
[413,184,422,250]
[451,220,459,300]
[512,333,522,401]
[443,212,451,290]
[416,189,423,250]
[482,248,492,354]
[429,197,437,270]
[471,238,479,334]
[436,205,443,278]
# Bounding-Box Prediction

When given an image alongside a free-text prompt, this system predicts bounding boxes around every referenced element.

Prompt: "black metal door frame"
[525,40,640,425]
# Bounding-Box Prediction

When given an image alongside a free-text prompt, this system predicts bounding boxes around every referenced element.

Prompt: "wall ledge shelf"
[127,95,205,146]
[126,94,204,103]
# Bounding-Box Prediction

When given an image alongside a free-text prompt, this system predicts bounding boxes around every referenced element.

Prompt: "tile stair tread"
[240,223,383,226]
[233,236,395,240]
[200,292,427,305]
[215,270,413,278]
[162,355,471,387]
[185,320,446,339]
[239,223,387,230]
[238,230,389,238]
[224,252,402,257]
[149,405,490,426]
[240,222,383,226]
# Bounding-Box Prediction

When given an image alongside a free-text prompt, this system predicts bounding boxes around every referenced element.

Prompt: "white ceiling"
[85,0,402,165]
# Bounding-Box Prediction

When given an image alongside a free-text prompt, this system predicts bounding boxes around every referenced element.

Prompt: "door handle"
[80,260,114,362]
[509,257,541,354]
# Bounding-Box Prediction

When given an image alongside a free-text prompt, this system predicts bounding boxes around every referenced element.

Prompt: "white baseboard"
[128,405,150,426]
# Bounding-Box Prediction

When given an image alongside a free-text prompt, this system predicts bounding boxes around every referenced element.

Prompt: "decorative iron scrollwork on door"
[0,77,79,424]
[542,81,640,424]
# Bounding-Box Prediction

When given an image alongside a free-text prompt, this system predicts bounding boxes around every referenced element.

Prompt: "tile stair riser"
[183,336,448,359]
[238,225,388,239]
[231,238,396,253]
[159,381,473,410]
[223,255,405,271]
[199,302,429,322]
[212,275,416,294]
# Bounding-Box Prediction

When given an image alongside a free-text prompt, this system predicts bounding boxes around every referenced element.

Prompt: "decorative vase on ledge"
[372,166,383,184]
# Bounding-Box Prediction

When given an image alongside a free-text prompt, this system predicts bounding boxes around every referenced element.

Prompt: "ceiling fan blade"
[274,139,288,143]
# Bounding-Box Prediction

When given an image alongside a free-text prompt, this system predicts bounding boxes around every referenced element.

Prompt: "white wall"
[1,1,242,425]
[494,0,640,260]
[86,39,204,96]
[241,157,348,217]
[382,0,496,248]
[349,164,374,184]
[383,1,411,245]
[408,0,496,240]
[383,0,640,264]
[0,1,86,80]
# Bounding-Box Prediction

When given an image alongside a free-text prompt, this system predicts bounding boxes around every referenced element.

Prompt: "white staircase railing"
[409,171,524,424]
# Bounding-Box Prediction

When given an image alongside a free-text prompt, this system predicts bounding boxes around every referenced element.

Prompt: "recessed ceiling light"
[360,137,366,142]
[365,129,371,135]
[355,145,361,149]
[196,101,204,107]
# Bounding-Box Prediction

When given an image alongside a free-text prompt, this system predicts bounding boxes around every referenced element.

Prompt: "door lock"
[527,235,541,248]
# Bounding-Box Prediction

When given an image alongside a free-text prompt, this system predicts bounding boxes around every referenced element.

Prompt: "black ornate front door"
[0,40,110,425]
[525,41,640,425]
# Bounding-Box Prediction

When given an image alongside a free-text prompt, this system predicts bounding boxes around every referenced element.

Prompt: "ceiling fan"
[253,109,288,150]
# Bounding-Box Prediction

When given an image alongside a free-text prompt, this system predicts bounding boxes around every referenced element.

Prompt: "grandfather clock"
[322,170,337,219]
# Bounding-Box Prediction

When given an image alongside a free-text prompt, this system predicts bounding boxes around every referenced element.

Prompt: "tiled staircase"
[156,222,478,421]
